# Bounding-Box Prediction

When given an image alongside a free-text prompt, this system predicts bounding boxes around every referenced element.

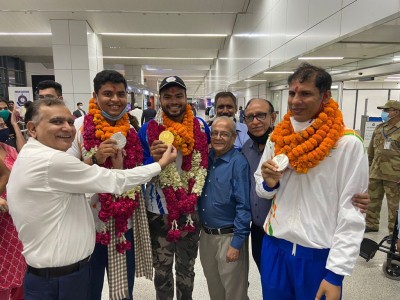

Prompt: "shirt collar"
[210,147,236,163]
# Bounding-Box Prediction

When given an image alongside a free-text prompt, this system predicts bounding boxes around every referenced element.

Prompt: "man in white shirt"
[255,63,368,300]
[7,98,176,300]
[129,102,143,126]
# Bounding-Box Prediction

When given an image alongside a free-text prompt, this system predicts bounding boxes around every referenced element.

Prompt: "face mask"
[247,127,273,145]
[0,128,10,143]
[381,111,390,122]
[96,97,127,122]
[0,109,10,122]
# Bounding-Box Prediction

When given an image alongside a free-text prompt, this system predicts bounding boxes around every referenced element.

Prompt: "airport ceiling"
[1,0,400,98]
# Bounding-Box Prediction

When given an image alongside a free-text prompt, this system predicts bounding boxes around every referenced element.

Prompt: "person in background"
[7,98,176,300]
[199,116,251,300]
[0,110,26,300]
[213,92,249,151]
[238,106,245,123]
[141,101,157,125]
[255,63,368,300]
[0,98,24,150]
[36,80,63,100]
[73,102,86,118]
[365,100,400,239]
[139,75,209,300]
[129,103,143,127]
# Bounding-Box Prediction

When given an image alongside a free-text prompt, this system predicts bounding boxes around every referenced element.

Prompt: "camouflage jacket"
[368,119,400,181]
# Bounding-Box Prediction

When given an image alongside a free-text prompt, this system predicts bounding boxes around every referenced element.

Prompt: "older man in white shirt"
[7,98,176,300]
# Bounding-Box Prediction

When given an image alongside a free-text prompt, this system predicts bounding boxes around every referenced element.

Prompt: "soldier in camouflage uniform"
[366,100,400,233]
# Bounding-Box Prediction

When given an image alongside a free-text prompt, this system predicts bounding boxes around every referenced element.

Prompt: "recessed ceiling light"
[103,56,214,60]
[298,57,344,60]
[99,33,227,37]
[263,71,294,74]
[0,32,51,36]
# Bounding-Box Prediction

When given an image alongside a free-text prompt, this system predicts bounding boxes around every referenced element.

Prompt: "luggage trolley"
[359,211,400,280]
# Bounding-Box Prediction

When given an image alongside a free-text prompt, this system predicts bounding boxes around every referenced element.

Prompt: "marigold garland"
[147,107,208,241]
[270,98,344,173]
[83,98,143,253]
[162,105,195,156]
[88,98,130,140]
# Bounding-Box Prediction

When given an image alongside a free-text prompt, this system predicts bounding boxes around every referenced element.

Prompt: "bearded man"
[139,76,209,300]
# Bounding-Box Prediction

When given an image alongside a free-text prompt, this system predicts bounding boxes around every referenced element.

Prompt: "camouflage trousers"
[147,211,200,300]
[366,178,400,233]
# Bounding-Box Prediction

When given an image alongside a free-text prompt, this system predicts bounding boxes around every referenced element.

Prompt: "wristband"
[91,154,98,165]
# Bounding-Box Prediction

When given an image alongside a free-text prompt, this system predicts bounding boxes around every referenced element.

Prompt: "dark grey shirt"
[241,139,272,228]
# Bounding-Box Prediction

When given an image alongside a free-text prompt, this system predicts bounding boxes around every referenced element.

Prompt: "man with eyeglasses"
[68,70,152,300]
[36,80,63,100]
[213,91,249,150]
[198,116,251,300]
[366,100,400,237]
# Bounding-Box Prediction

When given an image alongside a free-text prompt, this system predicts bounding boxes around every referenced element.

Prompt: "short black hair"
[245,98,275,114]
[37,80,63,96]
[214,91,237,108]
[25,98,65,123]
[77,102,83,106]
[288,63,332,94]
[93,70,127,94]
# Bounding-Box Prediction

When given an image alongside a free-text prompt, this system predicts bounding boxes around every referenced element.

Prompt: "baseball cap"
[159,76,186,93]
[377,100,400,110]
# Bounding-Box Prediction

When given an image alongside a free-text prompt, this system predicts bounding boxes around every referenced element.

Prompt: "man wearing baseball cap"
[366,100,400,239]
[139,76,210,299]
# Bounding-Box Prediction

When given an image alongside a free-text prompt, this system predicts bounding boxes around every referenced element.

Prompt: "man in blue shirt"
[213,91,249,150]
[198,116,251,300]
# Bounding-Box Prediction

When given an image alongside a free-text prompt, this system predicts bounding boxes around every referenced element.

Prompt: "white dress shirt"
[7,138,161,268]
[255,119,369,277]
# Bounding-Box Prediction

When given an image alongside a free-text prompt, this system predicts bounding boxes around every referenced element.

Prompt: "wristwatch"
[91,154,98,165]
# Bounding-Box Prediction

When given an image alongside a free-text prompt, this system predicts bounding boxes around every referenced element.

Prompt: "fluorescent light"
[99,33,226,37]
[0,32,51,36]
[331,85,339,89]
[263,71,293,74]
[298,57,344,60]
[384,79,400,82]
[103,56,214,60]
[244,80,267,82]
[387,76,400,79]
[393,57,400,61]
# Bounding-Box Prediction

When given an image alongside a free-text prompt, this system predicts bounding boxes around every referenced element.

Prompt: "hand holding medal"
[159,130,174,145]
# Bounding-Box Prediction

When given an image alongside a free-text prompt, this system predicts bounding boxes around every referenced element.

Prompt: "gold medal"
[159,130,174,145]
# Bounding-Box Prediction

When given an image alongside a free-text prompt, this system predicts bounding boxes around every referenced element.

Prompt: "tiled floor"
[101,201,399,300]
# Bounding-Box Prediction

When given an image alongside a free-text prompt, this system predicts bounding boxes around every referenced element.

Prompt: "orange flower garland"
[162,105,195,156]
[88,98,130,140]
[270,98,345,173]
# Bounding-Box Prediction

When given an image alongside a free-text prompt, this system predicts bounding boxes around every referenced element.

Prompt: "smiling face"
[28,105,76,151]
[288,79,330,122]
[211,118,237,157]
[93,82,127,119]
[244,99,276,137]
[216,96,237,118]
[160,86,187,122]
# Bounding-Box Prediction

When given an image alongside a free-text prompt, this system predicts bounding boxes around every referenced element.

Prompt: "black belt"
[202,224,234,235]
[27,256,90,278]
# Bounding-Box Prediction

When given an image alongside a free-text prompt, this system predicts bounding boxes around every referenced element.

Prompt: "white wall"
[25,62,54,87]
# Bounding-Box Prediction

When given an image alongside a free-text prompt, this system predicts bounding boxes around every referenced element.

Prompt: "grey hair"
[212,116,237,134]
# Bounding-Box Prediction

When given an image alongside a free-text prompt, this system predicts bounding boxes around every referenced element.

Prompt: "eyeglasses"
[216,105,235,110]
[244,113,270,122]
[210,131,233,139]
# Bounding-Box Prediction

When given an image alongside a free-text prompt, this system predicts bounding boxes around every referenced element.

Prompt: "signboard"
[364,119,382,147]
[8,87,33,107]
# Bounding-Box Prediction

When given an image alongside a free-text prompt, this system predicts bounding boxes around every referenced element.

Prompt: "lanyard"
[382,125,400,140]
